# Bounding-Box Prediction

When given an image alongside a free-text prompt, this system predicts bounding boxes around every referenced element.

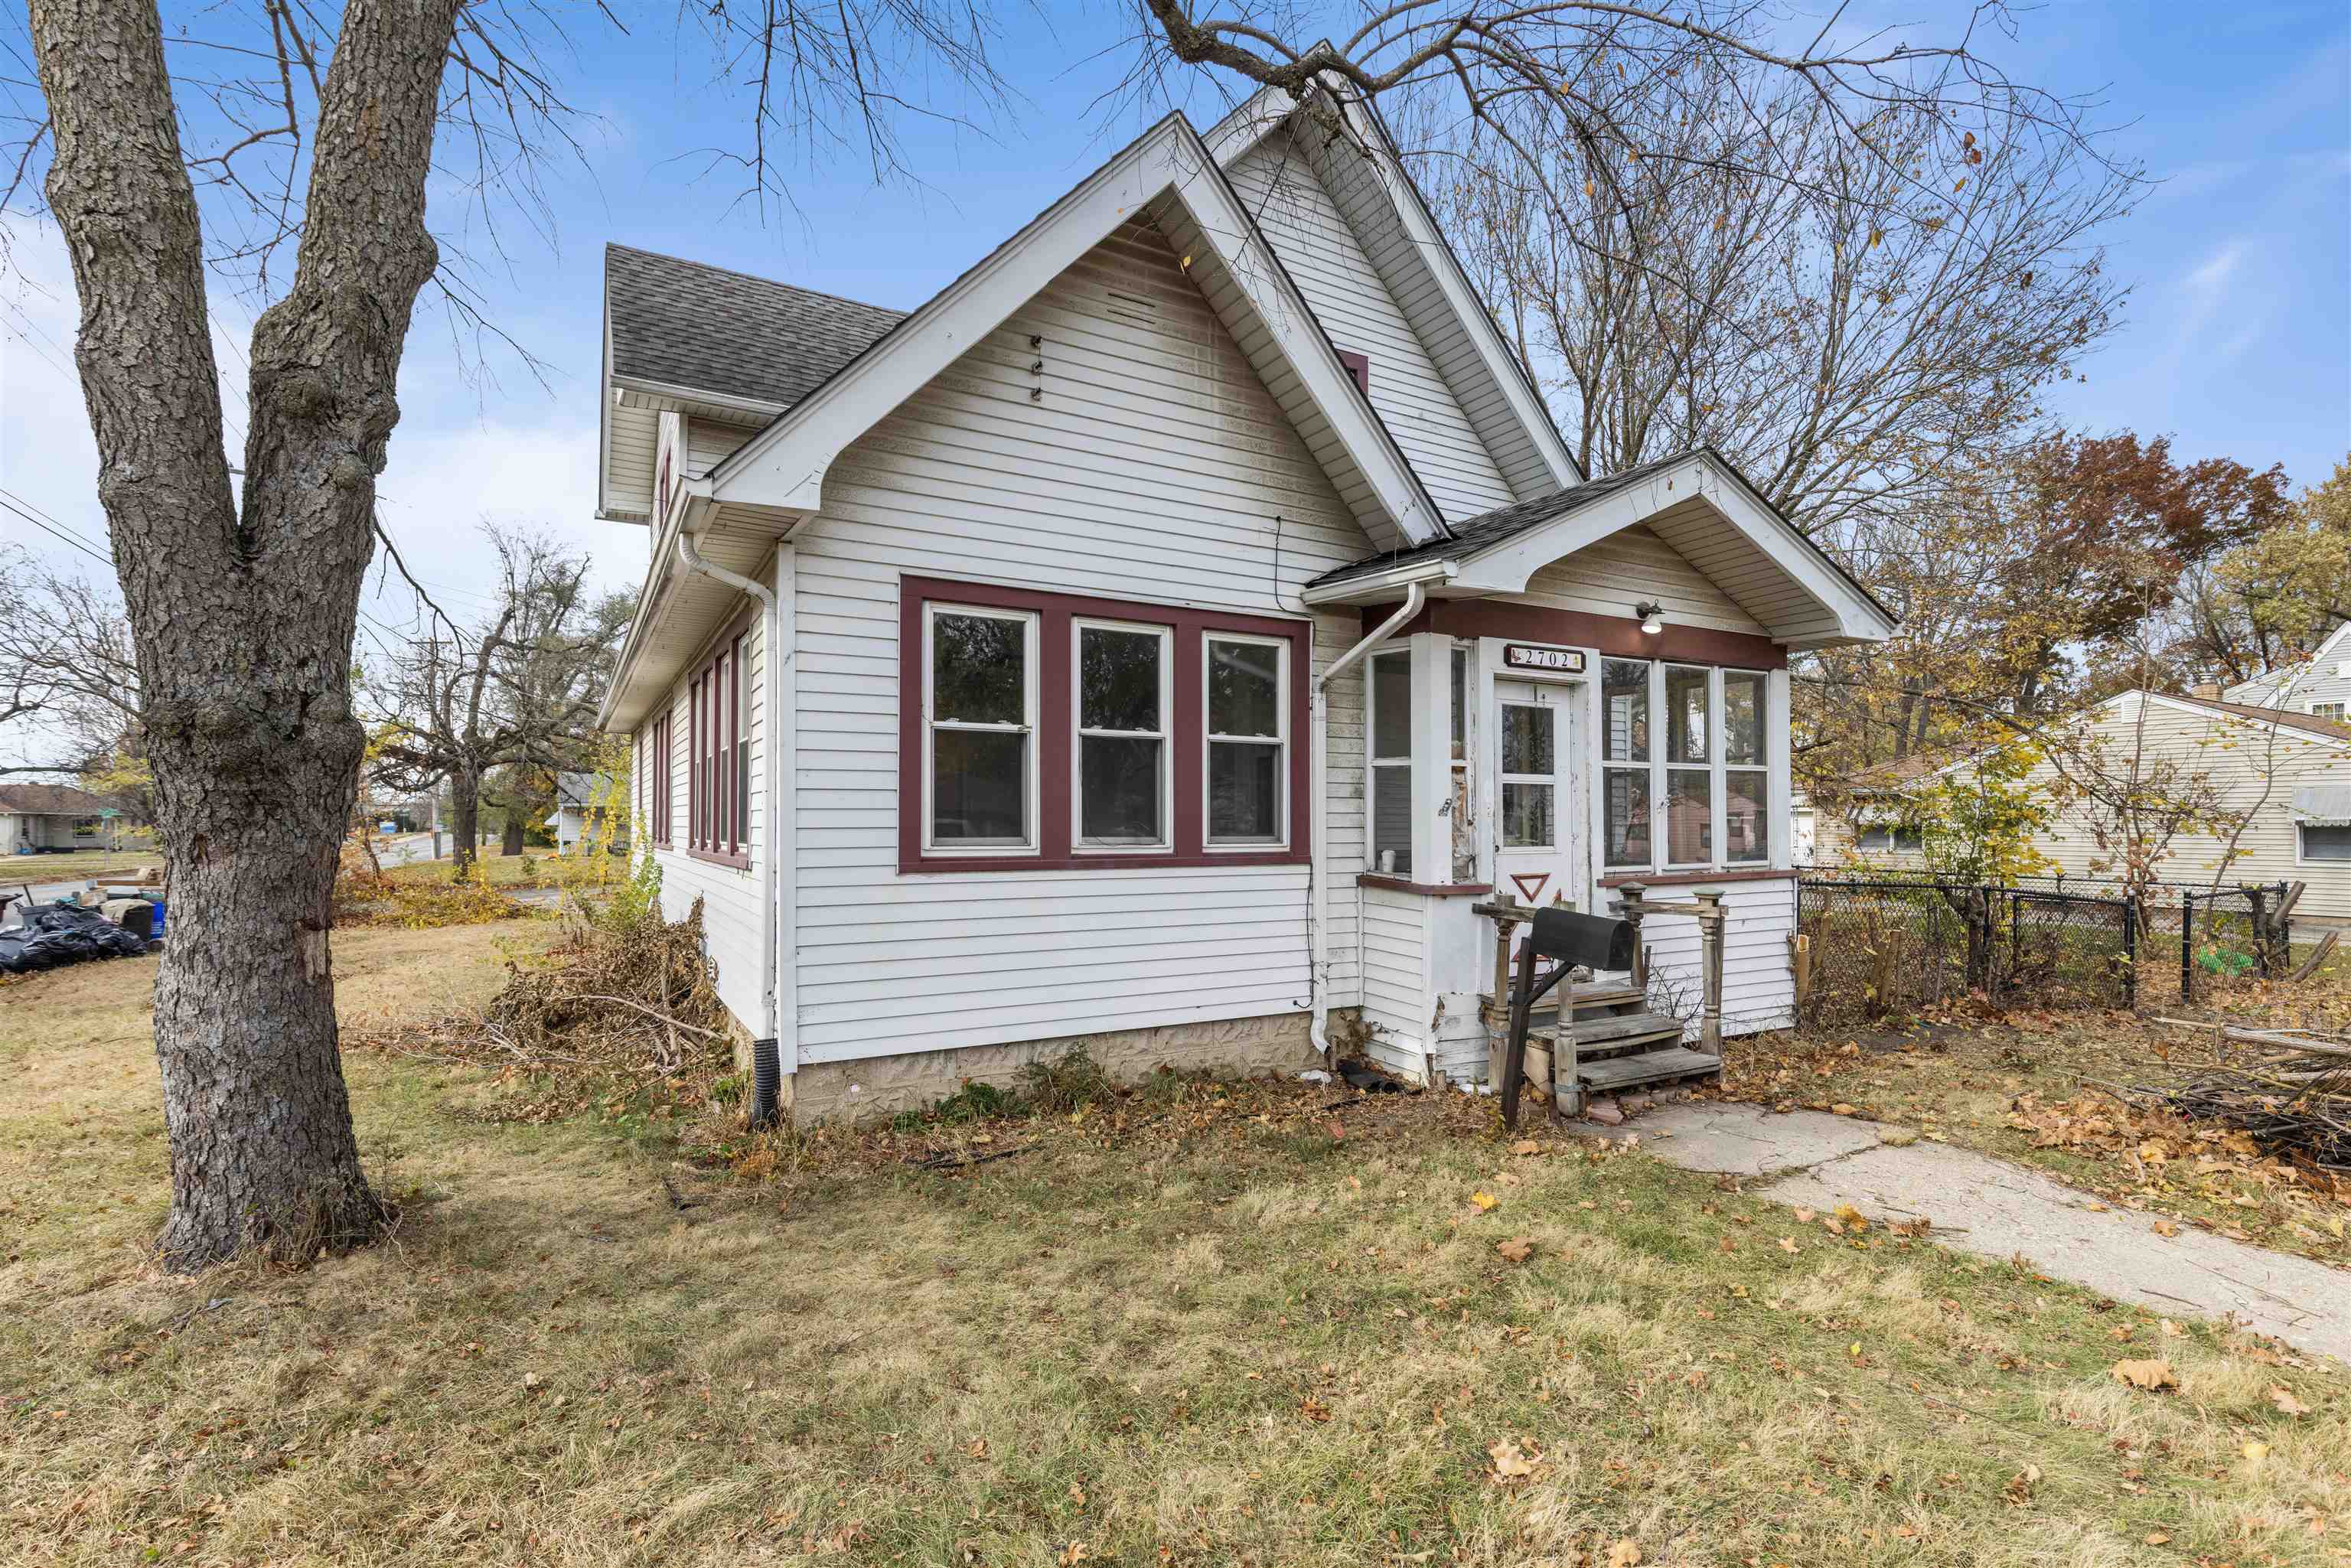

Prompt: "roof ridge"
[604,242,906,318]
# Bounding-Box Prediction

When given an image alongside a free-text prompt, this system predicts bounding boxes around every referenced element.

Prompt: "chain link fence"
[1795,875,2137,1026]
[1795,871,2296,1024]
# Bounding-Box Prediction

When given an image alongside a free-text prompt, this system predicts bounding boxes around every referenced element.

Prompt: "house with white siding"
[1820,690,2351,921]
[2223,621,2351,721]
[594,87,1896,1122]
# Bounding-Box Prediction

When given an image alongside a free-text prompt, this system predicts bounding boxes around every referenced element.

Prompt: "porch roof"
[1299,447,1898,651]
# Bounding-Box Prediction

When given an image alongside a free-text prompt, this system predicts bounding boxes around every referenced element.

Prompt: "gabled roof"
[2167,690,2351,743]
[1301,446,1897,650]
[703,111,1448,549]
[605,245,905,413]
[0,782,107,814]
[2221,621,2351,704]
[1202,83,1585,503]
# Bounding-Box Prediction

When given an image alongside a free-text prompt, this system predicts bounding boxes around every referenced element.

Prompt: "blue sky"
[0,0,2345,765]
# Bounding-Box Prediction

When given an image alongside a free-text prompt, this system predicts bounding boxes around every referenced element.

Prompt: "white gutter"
[1300,556,1466,607]
[1307,561,1456,1061]
[675,531,784,1057]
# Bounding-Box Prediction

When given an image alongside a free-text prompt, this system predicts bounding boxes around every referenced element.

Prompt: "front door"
[1491,678,1584,915]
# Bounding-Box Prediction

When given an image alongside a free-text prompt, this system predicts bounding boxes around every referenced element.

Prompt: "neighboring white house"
[2222,621,2351,722]
[546,772,625,854]
[0,783,111,857]
[1824,690,2351,921]
[594,86,1896,1121]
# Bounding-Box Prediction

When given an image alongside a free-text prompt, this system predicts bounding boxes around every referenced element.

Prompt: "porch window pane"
[1501,783,1554,848]
[1371,650,1412,760]
[933,730,1027,843]
[1208,742,1280,842]
[1727,769,1769,862]
[932,612,1025,723]
[1501,706,1552,774]
[1723,671,1765,766]
[1666,768,1712,863]
[1080,735,1162,843]
[1449,647,1467,760]
[1604,768,1651,867]
[1665,665,1710,764]
[1208,640,1279,737]
[1371,765,1412,875]
[1603,659,1648,762]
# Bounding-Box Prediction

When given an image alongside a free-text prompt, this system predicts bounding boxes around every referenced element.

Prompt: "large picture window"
[1602,660,1775,875]
[2300,823,2351,862]
[898,578,1308,872]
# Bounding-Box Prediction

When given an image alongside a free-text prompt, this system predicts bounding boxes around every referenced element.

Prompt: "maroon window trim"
[686,616,754,869]
[1338,349,1369,396]
[899,575,1312,874]
[649,712,672,846]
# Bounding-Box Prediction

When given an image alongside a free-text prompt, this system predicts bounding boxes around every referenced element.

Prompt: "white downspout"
[1308,567,1453,1060]
[676,531,783,1051]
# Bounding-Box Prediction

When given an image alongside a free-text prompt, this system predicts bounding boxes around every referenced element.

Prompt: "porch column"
[1408,632,1453,885]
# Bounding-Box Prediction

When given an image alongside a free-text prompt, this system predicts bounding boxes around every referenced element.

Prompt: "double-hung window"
[926,604,1038,852]
[648,710,673,846]
[1601,659,1652,869]
[1206,634,1286,846]
[1369,649,1414,875]
[1603,660,1774,872]
[1075,620,1170,849]
[901,578,1306,871]
[686,625,751,865]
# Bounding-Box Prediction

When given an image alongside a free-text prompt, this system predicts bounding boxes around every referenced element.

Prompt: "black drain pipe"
[750,1037,781,1129]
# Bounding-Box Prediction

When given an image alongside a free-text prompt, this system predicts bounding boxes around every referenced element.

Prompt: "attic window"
[1338,350,1369,396]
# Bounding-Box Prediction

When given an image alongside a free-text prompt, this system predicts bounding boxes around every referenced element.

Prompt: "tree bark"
[31,0,461,1270]
[450,768,481,881]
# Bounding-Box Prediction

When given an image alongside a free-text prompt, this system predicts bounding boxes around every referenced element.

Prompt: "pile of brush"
[2141,1021,2351,1175]
[479,897,732,1081]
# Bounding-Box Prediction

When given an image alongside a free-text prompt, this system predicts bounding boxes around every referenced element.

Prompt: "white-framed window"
[1498,699,1556,849]
[924,602,1038,853]
[1858,824,1925,852]
[2313,701,2346,722]
[1600,657,1652,869]
[2299,823,2351,863]
[1601,660,1774,872]
[1723,670,1769,863]
[1369,648,1414,874]
[1205,633,1287,848]
[1073,618,1171,851]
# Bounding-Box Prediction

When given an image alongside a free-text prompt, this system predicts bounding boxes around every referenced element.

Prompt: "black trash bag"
[2,900,148,969]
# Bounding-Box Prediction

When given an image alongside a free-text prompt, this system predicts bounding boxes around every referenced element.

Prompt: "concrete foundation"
[787,1009,1335,1125]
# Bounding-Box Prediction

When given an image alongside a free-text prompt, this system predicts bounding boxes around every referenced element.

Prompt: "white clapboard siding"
[640,595,769,1034]
[1524,525,1767,637]
[789,217,1380,1063]
[688,416,761,476]
[1358,884,1429,1073]
[1633,878,1798,1036]
[1225,132,1518,525]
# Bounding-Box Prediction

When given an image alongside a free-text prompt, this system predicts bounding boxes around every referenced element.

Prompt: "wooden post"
[1486,891,1519,1025]
[1792,931,1812,1013]
[2180,890,2194,1002]
[2245,885,2271,979]
[1695,889,1726,1054]
[1615,882,1647,989]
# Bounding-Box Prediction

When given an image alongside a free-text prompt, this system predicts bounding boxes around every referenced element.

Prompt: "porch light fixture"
[1635,601,1665,635]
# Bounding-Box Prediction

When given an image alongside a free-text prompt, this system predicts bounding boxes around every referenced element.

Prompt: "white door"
[1492,679,1585,914]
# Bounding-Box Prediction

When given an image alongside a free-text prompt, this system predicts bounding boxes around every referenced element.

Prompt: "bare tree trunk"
[30,0,461,1270]
[450,767,482,881]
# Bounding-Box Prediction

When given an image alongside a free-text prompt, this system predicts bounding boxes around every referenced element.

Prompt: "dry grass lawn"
[2,930,2345,1566]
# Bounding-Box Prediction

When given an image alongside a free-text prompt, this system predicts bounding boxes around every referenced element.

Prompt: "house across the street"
[594,86,1896,1121]
[1821,686,2351,922]
[546,772,626,854]
[0,782,113,857]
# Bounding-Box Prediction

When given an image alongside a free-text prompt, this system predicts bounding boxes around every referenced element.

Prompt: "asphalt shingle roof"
[0,783,108,815]
[605,244,905,415]
[1303,452,1688,591]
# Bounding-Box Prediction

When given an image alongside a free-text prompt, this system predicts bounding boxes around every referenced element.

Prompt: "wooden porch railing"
[1470,882,1730,1053]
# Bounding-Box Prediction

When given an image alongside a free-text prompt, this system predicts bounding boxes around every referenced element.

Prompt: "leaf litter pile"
[351,898,736,1129]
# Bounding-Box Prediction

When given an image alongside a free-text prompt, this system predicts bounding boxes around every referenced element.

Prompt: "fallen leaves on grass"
[1495,1237,1534,1263]
[2268,1385,2311,1416]
[1606,1540,1642,1567]
[1471,1191,1499,1212]
[2109,1359,2178,1391]
[1486,1437,1544,1486]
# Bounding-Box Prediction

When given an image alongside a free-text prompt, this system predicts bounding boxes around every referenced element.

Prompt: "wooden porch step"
[1526,982,1646,1019]
[1572,1046,1723,1094]
[1533,1011,1683,1049]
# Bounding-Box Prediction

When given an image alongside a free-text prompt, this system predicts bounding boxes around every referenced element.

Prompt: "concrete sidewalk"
[1597,1103,2350,1363]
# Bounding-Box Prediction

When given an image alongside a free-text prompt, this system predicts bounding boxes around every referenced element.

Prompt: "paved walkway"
[1593,1103,2350,1363]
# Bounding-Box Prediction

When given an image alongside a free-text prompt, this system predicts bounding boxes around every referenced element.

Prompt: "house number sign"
[1502,643,1585,673]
